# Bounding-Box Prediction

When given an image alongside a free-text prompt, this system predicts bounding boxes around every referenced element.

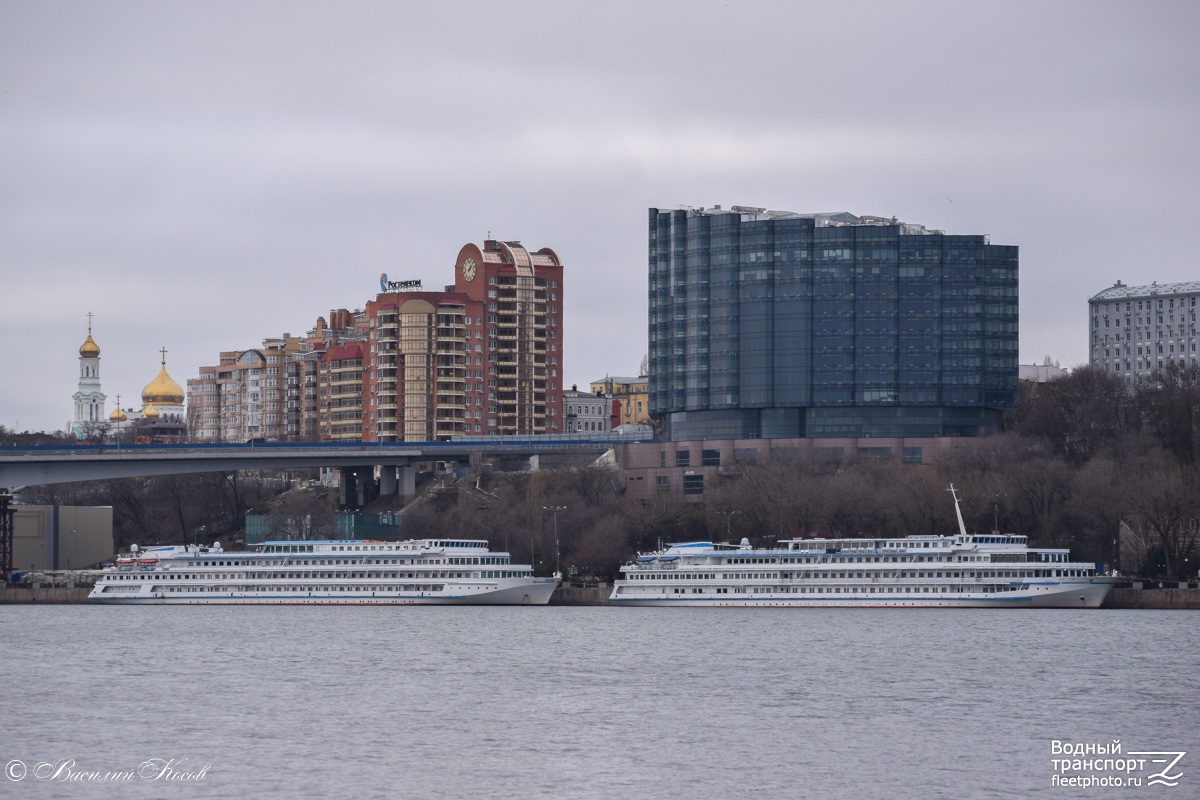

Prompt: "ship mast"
[949,484,968,538]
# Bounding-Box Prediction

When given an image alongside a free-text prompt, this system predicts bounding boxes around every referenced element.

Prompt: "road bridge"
[0,436,637,505]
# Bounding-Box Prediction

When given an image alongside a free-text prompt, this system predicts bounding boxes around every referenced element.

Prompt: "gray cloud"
[2,0,1198,430]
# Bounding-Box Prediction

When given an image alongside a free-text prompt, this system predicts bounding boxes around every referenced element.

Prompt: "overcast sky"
[2,0,1198,433]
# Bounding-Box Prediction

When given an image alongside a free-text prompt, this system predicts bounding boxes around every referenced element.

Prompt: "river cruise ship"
[610,488,1114,608]
[89,538,558,605]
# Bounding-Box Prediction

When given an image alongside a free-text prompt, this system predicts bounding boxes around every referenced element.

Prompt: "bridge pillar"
[0,490,12,579]
[339,467,356,508]
[356,468,378,507]
[379,465,397,496]
[398,463,416,503]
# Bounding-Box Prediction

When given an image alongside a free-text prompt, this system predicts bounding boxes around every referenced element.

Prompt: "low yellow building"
[589,375,650,427]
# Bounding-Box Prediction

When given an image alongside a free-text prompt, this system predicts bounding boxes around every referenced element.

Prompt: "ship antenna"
[949,484,968,538]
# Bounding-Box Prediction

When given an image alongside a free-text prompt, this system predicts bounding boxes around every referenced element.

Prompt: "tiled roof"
[324,344,363,361]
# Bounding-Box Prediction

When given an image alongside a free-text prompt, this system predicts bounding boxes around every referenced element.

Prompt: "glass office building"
[648,206,1018,441]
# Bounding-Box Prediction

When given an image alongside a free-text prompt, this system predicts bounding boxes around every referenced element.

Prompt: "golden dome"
[142,352,185,405]
[79,313,100,357]
[142,402,160,421]
[79,333,100,357]
[109,407,127,422]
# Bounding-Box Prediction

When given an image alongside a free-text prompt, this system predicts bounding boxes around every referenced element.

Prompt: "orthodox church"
[70,314,107,438]
[72,315,187,443]
[133,349,187,443]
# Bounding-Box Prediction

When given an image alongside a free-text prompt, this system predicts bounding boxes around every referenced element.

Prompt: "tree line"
[397,364,1200,580]
[6,363,1198,580]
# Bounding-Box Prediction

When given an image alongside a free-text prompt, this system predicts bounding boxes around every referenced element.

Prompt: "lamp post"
[987,491,1006,534]
[543,505,566,579]
[112,394,122,451]
[716,510,740,541]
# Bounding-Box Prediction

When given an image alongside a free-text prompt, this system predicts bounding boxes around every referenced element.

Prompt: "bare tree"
[1137,362,1200,465]
[882,464,958,538]
[1010,366,1134,464]
[1064,456,1127,566]
[1124,455,1200,580]
[265,486,338,540]
[824,468,886,538]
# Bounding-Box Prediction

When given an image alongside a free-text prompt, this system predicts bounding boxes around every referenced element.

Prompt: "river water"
[1,606,1196,799]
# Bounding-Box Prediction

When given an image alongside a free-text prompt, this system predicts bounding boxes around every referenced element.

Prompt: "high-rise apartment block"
[1088,280,1200,381]
[189,342,299,442]
[188,311,366,442]
[366,291,482,441]
[450,240,565,436]
[186,238,564,443]
[320,343,366,441]
[648,206,1018,441]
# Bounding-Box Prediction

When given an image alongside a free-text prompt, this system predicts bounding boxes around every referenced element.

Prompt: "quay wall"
[550,585,610,606]
[1,586,92,604]
[1103,586,1200,610]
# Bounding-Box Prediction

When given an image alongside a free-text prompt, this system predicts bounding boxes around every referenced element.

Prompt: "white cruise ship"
[610,488,1114,608]
[89,538,558,605]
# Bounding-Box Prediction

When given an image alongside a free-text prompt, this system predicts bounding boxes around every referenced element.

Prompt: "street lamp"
[716,510,740,541]
[112,394,123,451]
[543,505,566,579]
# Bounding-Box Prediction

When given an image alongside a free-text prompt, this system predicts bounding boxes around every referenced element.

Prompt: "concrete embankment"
[1103,586,1200,610]
[550,585,611,605]
[1,586,92,603]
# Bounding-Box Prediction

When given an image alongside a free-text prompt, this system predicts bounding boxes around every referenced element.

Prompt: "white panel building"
[1089,280,1200,381]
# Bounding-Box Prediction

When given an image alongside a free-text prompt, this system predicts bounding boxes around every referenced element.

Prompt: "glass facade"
[648,207,1018,440]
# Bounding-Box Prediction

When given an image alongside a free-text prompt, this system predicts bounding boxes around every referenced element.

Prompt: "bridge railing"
[0,432,655,456]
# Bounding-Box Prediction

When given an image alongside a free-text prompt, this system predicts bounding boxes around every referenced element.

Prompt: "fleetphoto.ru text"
[1050,739,1186,790]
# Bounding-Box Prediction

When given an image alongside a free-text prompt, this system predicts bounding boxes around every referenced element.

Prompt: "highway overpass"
[0,436,638,504]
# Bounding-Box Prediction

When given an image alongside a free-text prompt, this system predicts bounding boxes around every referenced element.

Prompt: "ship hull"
[609,579,1113,608]
[89,579,558,606]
